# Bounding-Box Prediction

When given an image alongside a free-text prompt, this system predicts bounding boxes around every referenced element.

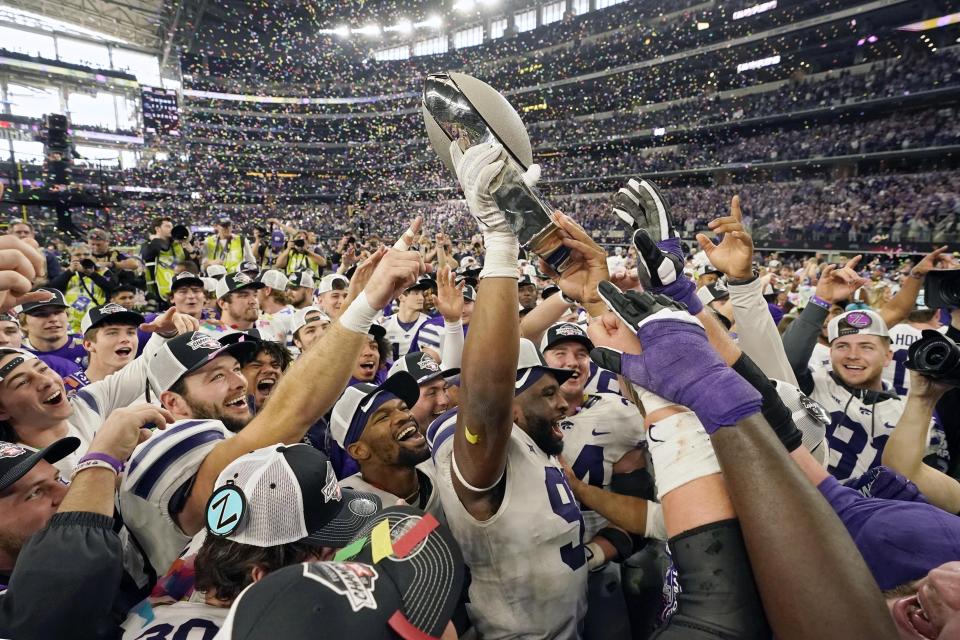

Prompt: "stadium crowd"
[2,144,960,638]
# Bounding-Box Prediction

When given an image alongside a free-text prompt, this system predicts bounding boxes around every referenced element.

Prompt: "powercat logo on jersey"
[303,562,379,612]
[186,334,222,351]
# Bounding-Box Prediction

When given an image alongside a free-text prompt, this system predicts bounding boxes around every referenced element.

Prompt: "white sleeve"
[439,320,464,370]
[72,333,166,425]
[242,240,256,264]
[728,277,799,386]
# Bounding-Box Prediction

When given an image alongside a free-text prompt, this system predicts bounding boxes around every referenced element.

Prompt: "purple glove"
[844,466,927,504]
[591,284,759,433]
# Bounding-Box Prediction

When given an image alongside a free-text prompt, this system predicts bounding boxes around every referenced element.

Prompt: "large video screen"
[141,86,180,138]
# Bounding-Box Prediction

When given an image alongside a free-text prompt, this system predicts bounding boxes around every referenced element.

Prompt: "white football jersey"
[258,305,295,348]
[810,341,832,372]
[428,413,588,639]
[809,367,947,480]
[122,600,227,640]
[339,462,444,521]
[559,394,646,539]
[380,312,429,361]
[582,362,622,396]
[120,419,231,574]
[884,324,948,395]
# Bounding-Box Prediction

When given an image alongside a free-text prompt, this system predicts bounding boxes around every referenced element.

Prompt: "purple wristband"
[78,452,125,473]
[809,295,831,310]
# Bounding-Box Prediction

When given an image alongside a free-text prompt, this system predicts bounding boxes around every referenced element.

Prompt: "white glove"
[450,140,519,279]
[450,141,511,234]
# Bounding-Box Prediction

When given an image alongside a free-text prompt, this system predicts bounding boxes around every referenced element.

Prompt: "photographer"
[203,217,255,273]
[88,230,139,281]
[49,243,113,334]
[275,230,327,277]
[141,217,190,304]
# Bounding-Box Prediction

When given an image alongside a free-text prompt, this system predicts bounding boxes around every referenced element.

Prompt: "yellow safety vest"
[284,250,322,277]
[205,235,246,272]
[64,274,106,334]
[156,243,186,300]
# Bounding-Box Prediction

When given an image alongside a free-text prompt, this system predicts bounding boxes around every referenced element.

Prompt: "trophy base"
[525,224,573,274]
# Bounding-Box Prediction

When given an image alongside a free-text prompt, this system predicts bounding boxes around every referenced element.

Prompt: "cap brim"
[171,277,205,291]
[415,367,461,386]
[302,488,381,548]
[0,437,80,492]
[23,301,69,313]
[374,372,421,410]
[183,339,261,377]
[544,334,595,353]
[87,310,145,332]
[519,366,576,389]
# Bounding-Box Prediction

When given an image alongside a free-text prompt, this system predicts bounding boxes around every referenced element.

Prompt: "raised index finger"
[844,254,862,271]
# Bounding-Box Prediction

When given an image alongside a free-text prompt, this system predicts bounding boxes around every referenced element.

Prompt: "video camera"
[906,330,960,387]
[924,269,960,309]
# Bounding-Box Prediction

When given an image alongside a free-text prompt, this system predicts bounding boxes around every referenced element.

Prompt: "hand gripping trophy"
[422,72,573,273]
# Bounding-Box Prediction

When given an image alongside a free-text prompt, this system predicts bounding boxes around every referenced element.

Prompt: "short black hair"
[244,341,293,372]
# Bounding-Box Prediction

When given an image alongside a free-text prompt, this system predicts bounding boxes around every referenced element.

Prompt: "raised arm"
[447,143,521,513]
[591,287,897,640]
[520,291,571,344]
[697,195,798,384]
[883,371,960,513]
[879,246,952,328]
[178,249,422,534]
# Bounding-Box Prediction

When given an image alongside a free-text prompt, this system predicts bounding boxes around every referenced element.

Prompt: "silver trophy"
[422,72,572,273]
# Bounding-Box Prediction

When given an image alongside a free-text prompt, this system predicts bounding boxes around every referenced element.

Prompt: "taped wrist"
[646,409,721,500]
[597,527,635,562]
[339,291,378,335]
[479,230,520,279]
[731,354,803,452]
[585,542,607,571]
[644,502,667,540]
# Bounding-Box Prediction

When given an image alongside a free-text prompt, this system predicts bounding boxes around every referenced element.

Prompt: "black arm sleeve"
[652,520,770,640]
[0,512,123,640]
[732,353,803,452]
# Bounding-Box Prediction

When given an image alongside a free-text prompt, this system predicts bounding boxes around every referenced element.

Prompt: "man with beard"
[316,273,348,318]
[211,272,267,336]
[423,133,588,640]
[81,303,144,383]
[287,271,317,311]
[119,248,424,575]
[387,352,458,432]
[540,322,648,639]
[330,371,443,517]
[240,340,292,414]
[0,306,199,473]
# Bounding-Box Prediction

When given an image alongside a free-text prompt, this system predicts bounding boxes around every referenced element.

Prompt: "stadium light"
[454,0,476,12]
[354,24,382,36]
[334,25,351,37]
[386,19,413,33]
[416,14,443,28]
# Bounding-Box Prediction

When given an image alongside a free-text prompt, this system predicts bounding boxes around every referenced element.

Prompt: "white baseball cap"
[317,273,348,294]
[205,443,381,548]
[206,264,228,278]
[258,269,289,291]
[827,309,889,343]
[291,306,330,338]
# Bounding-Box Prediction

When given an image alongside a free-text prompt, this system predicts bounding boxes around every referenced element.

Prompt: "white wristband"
[479,230,520,280]
[644,502,667,540]
[339,291,379,335]
[71,459,119,480]
[585,542,607,571]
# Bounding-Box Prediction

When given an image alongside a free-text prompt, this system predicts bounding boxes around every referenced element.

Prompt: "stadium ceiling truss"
[2,0,166,50]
